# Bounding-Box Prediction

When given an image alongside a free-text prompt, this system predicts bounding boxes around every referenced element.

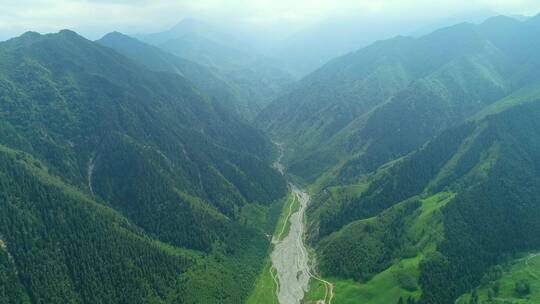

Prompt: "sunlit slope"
[307,98,540,303]
[457,253,540,304]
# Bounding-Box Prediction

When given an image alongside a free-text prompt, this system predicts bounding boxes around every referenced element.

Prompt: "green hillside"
[259,15,540,186]
[252,14,540,304]
[307,98,540,303]
[97,32,250,120]
[0,144,194,303]
[299,16,540,303]
[0,30,287,303]
[457,253,540,304]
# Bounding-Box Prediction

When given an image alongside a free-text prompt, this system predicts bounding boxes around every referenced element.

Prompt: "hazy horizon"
[1,0,540,42]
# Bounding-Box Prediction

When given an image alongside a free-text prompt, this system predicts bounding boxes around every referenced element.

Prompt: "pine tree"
[469,289,479,304]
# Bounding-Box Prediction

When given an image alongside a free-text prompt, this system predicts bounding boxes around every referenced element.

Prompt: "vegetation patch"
[457,253,540,304]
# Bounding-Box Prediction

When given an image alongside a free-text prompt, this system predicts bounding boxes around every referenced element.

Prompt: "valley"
[3,5,540,304]
[250,147,335,304]
[270,185,310,304]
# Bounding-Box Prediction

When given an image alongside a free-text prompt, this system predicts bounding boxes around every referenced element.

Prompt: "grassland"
[275,192,300,241]
[305,192,453,304]
[305,257,421,304]
[246,257,279,304]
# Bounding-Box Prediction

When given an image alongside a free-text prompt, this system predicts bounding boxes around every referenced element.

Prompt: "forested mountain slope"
[136,19,294,119]
[259,14,540,184]
[307,87,540,304]
[97,31,247,118]
[0,30,287,303]
[0,145,193,303]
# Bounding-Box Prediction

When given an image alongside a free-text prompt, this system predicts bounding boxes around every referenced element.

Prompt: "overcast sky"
[1,0,540,40]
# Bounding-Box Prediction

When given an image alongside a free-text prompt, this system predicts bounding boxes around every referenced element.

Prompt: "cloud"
[0,0,539,40]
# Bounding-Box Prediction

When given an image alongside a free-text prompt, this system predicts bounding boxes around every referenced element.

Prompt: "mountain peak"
[99,31,133,43]
[172,18,208,31]
[102,31,124,37]
[58,29,80,37]
[526,12,540,26]
[167,18,226,41]
[482,15,521,25]
[13,29,84,45]
[479,15,522,32]
[20,31,41,39]
[50,29,89,44]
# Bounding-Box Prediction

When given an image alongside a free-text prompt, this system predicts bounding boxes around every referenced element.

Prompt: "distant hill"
[97,31,249,118]
[0,30,287,303]
[270,10,500,77]
[136,19,294,119]
[259,14,540,185]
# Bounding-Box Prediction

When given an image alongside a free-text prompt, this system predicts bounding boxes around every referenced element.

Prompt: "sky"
[1,0,540,40]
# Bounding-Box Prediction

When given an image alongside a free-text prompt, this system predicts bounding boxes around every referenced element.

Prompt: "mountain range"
[259,14,540,184]
[261,14,540,304]
[96,31,249,119]
[134,19,295,120]
[0,29,286,303]
[2,11,540,304]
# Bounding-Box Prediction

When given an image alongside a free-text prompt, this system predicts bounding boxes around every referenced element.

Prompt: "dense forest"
[0,30,287,303]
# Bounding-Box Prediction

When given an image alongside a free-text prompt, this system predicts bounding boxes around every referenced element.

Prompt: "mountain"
[410,9,497,36]
[97,31,248,118]
[136,19,294,119]
[259,15,540,185]
[308,96,540,303]
[4,12,540,304]
[272,13,540,304]
[272,16,408,77]
[0,30,287,303]
[270,10,500,78]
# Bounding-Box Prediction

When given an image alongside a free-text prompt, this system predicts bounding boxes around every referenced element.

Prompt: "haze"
[2,0,540,41]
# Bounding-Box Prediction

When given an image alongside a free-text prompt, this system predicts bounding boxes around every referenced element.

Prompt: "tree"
[469,289,479,304]
[487,287,496,301]
[514,280,531,297]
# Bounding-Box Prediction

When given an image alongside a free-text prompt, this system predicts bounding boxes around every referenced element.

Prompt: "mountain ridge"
[136,20,295,119]
[259,14,540,186]
[0,29,287,303]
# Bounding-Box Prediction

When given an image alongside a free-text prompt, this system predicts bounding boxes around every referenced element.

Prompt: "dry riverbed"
[270,185,311,304]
